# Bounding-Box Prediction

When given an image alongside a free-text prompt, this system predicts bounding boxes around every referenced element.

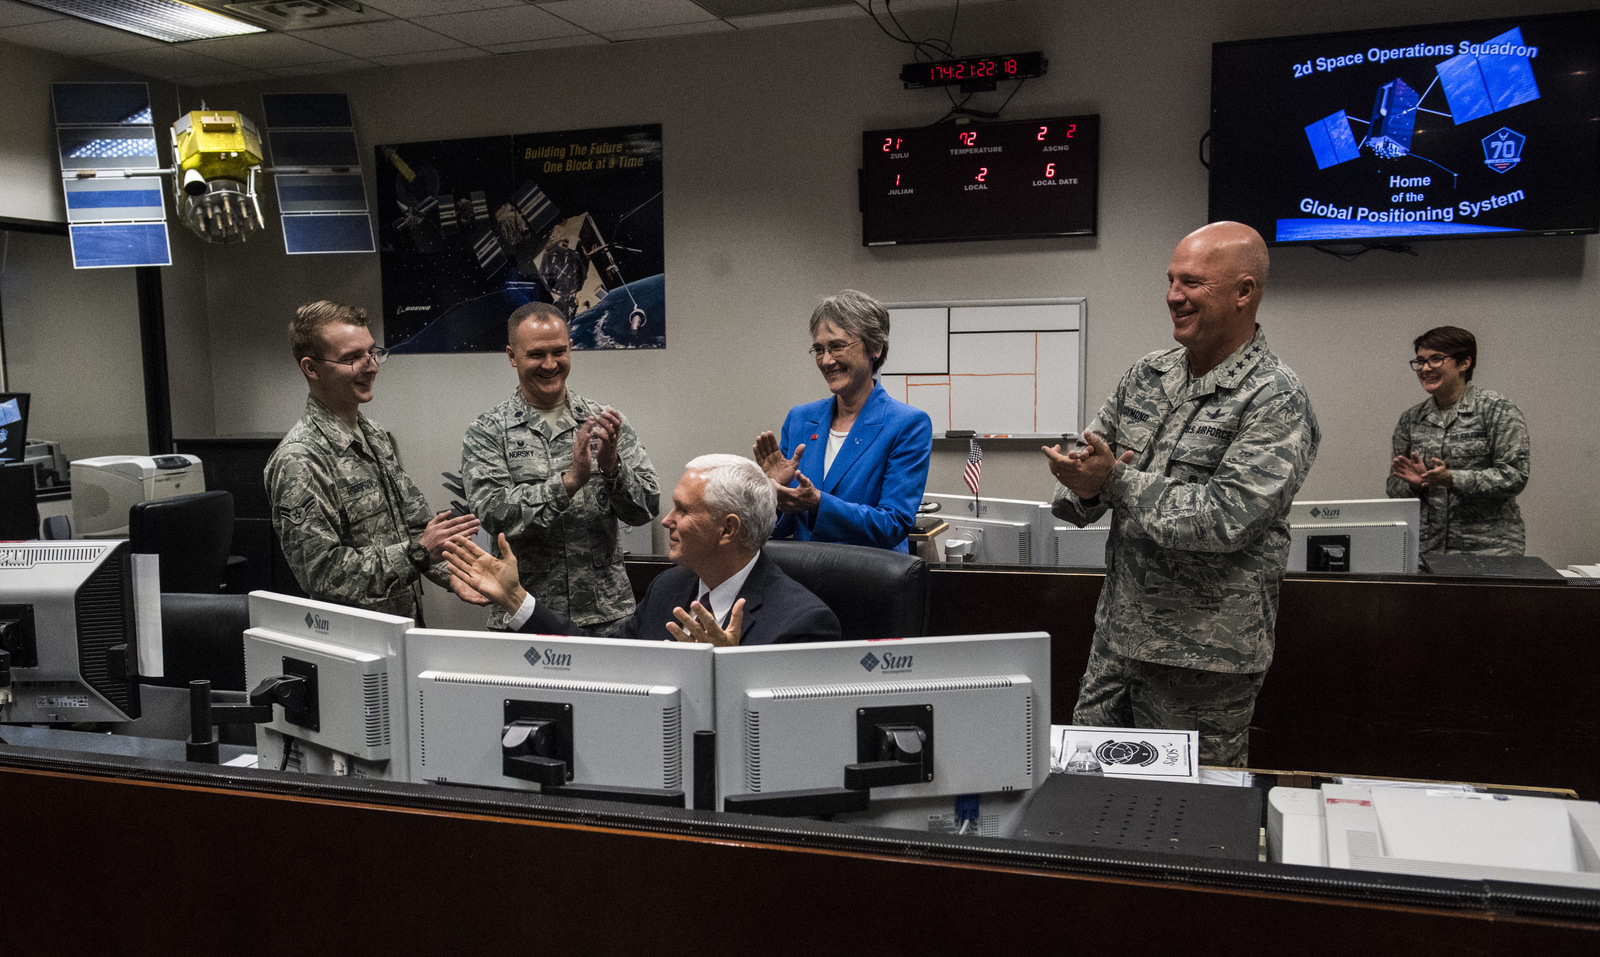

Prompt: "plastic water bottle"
[1064,741,1103,774]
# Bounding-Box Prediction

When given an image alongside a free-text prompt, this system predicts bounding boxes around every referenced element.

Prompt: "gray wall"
[4,1,1596,629]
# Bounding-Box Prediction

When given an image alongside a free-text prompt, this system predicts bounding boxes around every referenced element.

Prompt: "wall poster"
[375,123,664,353]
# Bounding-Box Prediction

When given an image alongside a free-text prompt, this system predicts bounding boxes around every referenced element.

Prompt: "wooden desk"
[2,746,1595,954]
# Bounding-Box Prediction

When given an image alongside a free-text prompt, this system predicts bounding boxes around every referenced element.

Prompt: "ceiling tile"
[174,69,277,87]
[363,0,523,16]
[413,6,587,46]
[482,34,609,54]
[0,0,61,29]
[697,0,843,15]
[291,19,469,57]
[0,17,162,55]
[89,46,243,80]
[538,0,717,34]
[604,19,733,41]
[728,4,863,29]
[368,47,495,67]
[182,32,357,70]
[267,58,375,77]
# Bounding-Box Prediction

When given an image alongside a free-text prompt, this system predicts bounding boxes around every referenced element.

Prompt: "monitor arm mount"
[185,674,310,764]
[499,698,687,809]
[723,704,935,818]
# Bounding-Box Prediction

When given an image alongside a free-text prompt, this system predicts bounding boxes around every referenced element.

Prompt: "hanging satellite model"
[51,82,375,269]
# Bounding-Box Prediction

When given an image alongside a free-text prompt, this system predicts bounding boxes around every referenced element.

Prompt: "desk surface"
[0,725,252,765]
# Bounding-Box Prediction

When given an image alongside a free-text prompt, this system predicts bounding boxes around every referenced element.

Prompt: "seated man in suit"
[445,454,841,645]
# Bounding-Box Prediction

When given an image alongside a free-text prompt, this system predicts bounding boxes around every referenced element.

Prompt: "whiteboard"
[879,298,1085,438]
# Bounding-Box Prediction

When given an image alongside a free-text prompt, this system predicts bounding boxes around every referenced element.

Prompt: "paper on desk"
[1050,724,1199,782]
[132,553,163,678]
[223,753,258,769]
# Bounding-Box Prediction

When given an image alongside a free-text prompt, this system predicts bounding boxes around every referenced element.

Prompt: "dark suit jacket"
[517,552,841,645]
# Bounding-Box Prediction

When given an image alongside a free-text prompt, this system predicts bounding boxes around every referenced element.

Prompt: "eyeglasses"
[316,347,390,369]
[808,338,861,360]
[1408,354,1457,371]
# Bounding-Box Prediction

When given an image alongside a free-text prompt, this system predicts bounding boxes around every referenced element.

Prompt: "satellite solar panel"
[261,93,354,129]
[52,82,153,126]
[268,129,361,169]
[275,172,368,214]
[64,176,166,222]
[68,222,171,268]
[57,127,161,170]
[282,213,375,254]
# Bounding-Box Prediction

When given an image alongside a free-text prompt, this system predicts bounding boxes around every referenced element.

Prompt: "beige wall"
[6,3,1597,627]
[0,38,216,443]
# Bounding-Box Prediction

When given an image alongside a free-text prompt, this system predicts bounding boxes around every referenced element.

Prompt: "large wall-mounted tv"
[1208,11,1600,246]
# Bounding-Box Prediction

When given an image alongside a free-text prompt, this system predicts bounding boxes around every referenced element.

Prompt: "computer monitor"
[937,515,1035,566]
[403,628,714,807]
[0,539,142,723]
[1050,515,1112,567]
[0,394,29,463]
[923,493,1052,564]
[713,632,1050,836]
[1288,498,1421,574]
[243,591,412,781]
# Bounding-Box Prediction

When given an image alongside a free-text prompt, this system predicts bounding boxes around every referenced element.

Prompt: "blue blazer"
[774,382,933,552]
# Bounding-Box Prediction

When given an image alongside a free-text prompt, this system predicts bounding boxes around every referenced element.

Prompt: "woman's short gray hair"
[810,289,890,372]
[685,454,776,553]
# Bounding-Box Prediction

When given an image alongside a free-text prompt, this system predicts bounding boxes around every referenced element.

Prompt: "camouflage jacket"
[461,389,658,628]
[1053,330,1320,673]
[1386,385,1528,556]
[264,397,446,619]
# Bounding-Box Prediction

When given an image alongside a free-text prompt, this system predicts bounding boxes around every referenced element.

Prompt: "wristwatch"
[407,542,431,571]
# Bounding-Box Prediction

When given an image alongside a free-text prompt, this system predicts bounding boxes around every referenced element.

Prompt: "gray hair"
[684,453,776,554]
[809,289,890,372]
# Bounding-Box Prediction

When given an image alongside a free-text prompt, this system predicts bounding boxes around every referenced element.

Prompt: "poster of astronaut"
[375,123,663,353]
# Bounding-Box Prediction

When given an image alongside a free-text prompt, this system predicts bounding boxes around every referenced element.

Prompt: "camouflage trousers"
[1071,632,1267,768]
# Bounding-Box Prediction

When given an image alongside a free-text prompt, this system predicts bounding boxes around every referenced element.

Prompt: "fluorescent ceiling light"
[21,0,266,42]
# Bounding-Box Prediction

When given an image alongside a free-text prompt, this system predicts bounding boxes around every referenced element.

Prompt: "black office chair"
[763,540,930,640]
[129,490,235,593]
[110,592,252,744]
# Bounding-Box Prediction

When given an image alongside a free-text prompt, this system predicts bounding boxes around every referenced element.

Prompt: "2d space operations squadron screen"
[1208,11,1600,245]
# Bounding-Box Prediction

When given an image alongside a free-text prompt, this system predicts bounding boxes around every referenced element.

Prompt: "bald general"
[1167,220,1271,378]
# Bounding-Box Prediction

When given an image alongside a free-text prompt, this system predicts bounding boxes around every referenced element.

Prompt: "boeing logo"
[304,612,331,633]
[525,646,572,669]
[398,305,431,313]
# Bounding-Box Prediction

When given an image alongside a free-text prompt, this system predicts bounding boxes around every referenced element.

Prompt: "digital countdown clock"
[859,114,1099,246]
[901,52,1047,91]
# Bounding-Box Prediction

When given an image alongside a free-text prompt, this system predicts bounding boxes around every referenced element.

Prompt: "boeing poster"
[375,123,664,352]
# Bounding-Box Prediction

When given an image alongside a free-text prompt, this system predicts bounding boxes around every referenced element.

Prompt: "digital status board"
[860,114,1099,246]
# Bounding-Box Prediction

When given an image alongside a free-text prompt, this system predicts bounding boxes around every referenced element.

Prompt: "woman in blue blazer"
[754,290,933,552]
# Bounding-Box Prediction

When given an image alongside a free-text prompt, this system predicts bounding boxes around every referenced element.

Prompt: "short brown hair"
[507,302,567,342]
[1413,326,1477,381]
[809,289,890,372]
[290,301,368,361]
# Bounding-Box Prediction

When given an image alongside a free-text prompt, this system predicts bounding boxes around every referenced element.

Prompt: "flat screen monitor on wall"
[1208,11,1600,245]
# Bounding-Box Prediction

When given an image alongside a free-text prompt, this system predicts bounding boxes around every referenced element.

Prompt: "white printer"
[70,453,205,538]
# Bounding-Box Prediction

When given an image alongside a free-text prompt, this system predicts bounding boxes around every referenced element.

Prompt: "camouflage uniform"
[1053,329,1320,766]
[1387,385,1529,557]
[461,389,658,629]
[265,397,447,619]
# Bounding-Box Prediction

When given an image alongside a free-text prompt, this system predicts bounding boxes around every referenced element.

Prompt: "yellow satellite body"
[170,110,264,242]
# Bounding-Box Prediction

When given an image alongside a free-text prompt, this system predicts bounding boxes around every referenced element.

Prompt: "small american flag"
[963,439,983,496]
